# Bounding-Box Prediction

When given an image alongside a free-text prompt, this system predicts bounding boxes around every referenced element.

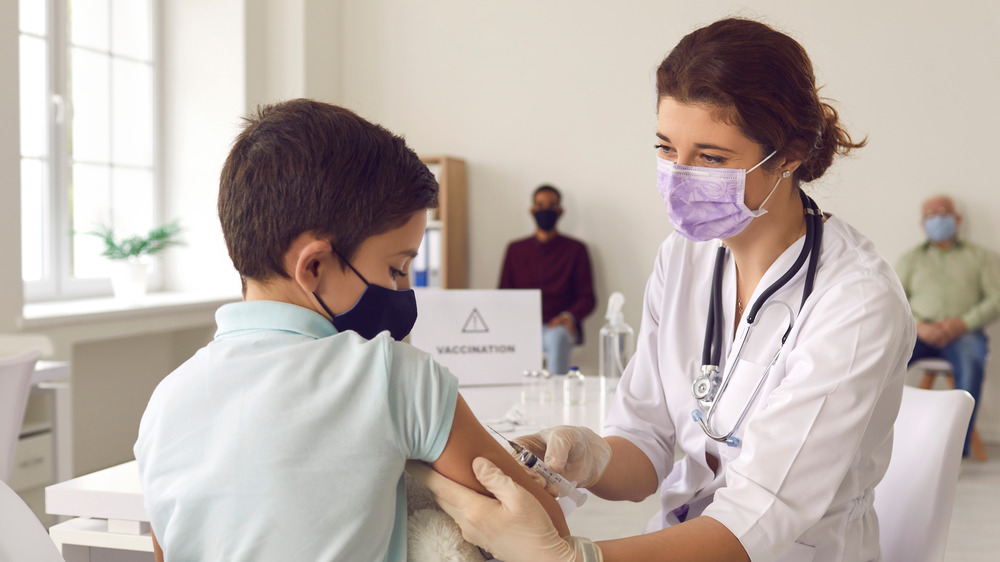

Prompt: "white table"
[43,377,620,560]
[461,375,617,437]
[30,360,73,483]
[46,460,153,561]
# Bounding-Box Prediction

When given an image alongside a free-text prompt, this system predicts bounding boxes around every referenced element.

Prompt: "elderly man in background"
[896,195,1000,457]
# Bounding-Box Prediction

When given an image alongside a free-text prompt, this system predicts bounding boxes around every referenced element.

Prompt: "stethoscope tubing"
[693,191,824,446]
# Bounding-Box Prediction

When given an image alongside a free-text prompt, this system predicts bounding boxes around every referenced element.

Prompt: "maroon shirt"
[498,234,596,343]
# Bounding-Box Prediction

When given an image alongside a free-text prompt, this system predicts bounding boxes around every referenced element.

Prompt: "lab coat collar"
[214,300,338,341]
[723,233,810,336]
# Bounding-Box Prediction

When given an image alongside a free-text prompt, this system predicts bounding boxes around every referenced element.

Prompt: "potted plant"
[85,221,184,300]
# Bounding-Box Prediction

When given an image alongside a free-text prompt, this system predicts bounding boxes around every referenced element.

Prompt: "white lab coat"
[604,216,915,562]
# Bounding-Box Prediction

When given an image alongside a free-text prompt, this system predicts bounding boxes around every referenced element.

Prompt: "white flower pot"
[110,261,150,301]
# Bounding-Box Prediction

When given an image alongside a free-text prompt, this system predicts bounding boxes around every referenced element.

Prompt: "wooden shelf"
[419,156,467,289]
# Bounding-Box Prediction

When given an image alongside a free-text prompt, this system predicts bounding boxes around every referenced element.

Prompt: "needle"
[486,424,524,454]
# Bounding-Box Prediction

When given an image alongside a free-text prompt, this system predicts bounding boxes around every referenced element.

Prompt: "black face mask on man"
[533,209,560,232]
[313,249,417,341]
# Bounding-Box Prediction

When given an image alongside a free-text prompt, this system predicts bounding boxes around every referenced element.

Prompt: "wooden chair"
[911,357,988,461]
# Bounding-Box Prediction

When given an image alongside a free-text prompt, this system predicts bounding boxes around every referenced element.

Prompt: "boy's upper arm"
[431,393,571,537]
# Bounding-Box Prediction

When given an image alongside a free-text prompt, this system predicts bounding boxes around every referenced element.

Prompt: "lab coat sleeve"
[703,271,914,561]
[603,240,677,484]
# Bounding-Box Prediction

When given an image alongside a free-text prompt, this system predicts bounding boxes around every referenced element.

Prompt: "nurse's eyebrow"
[397,250,419,258]
[655,133,737,154]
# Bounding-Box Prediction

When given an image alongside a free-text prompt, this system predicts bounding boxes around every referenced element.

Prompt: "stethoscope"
[691,191,824,447]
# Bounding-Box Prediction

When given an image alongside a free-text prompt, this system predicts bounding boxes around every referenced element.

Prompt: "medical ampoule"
[563,366,586,405]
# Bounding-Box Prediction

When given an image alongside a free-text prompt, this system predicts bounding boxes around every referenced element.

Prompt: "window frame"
[21,0,162,303]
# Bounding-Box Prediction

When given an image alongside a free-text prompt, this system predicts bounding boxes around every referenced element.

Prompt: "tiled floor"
[944,443,1000,561]
[567,443,1000,560]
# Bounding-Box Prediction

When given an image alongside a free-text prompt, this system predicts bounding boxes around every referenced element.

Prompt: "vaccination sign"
[410,289,542,386]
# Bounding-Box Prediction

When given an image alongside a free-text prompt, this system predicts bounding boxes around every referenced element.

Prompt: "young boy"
[133,99,568,560]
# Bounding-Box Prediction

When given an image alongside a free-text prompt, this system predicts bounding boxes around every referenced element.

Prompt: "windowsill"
[20,291,241,330]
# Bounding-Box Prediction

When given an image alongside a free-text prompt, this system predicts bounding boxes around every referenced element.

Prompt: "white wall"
[331,0,1000,437]
[160,0,246,293]
[6,0,1000,476]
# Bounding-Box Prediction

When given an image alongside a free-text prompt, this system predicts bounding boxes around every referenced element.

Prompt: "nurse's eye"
[390,267,408,280]
[701,153,728,165]
[654,144,676,159]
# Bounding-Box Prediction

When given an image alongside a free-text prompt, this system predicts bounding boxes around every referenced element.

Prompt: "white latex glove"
[406,458,603,562]
[513,426,612,488]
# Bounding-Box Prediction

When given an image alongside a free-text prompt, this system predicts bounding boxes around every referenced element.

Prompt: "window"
[19,0,157,301]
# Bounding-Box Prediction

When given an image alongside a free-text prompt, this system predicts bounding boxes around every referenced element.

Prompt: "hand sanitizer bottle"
[599,292,634,390]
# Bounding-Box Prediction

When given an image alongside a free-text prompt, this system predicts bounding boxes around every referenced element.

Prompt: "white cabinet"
[9,431,54,491]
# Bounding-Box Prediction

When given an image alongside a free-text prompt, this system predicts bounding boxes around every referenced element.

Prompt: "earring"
[781,170,791,178]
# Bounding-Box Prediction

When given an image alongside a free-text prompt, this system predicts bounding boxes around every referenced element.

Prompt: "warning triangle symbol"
[462,308,489,333]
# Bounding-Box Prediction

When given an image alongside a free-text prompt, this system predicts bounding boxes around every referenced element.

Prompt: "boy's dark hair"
[533,184,561,204]
[218,99,438,284]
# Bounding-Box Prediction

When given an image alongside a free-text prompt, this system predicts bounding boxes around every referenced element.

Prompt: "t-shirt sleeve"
[385,340,459,463]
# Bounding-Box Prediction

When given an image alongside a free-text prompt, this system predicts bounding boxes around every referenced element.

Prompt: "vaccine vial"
[563,366,586,405]
[538,369,555,404]
[521,370,539,405]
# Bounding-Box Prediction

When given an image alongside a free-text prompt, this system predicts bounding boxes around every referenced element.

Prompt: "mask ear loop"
[330,247,372,286]
[752,168,793,213]
[744,151,779,214]
[313,246,371,322]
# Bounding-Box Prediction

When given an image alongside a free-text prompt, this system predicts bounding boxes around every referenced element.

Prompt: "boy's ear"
[288,235,334,293]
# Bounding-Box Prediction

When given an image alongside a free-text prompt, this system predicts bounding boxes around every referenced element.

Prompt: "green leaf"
[83,220,185,260]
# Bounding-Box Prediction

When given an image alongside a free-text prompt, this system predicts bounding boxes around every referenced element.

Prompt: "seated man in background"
[896,194,1000,456]
[499,184,595,374]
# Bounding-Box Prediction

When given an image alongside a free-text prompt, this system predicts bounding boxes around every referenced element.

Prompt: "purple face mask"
[657,151,780,241]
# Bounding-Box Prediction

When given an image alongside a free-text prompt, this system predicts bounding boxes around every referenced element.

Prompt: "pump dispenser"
[599,292,634,388]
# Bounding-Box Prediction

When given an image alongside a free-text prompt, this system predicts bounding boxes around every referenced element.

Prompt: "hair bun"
[797,102,866,183]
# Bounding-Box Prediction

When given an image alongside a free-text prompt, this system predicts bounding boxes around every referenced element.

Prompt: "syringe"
[487,426,588,507]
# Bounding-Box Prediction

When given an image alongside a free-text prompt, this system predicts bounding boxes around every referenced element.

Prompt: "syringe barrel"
[519,451,587,506]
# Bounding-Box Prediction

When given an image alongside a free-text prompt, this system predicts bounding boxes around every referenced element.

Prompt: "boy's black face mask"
[313,251,417,341]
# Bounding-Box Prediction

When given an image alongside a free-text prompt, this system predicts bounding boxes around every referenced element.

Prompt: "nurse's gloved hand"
[514,425,612,488]
[407,458,603,562]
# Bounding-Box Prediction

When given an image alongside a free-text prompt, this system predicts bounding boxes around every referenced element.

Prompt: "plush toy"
[405,470,491,562]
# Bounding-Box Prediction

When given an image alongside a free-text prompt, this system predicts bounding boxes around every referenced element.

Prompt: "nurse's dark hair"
[218,98,438,284]
[656,18,866,183]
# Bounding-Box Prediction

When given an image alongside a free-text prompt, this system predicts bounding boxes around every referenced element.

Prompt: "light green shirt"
[895,240,1000,330]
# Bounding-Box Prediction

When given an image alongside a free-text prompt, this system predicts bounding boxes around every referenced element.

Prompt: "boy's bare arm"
[430,394,571,536]
[152,530,164,562]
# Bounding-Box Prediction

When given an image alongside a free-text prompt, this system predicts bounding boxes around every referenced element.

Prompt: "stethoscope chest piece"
[692,366,720,409]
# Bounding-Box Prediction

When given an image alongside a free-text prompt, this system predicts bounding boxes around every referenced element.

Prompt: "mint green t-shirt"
[135,300,459,561]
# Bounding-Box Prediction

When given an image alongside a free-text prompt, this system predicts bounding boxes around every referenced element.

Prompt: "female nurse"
[411,17,915,562]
